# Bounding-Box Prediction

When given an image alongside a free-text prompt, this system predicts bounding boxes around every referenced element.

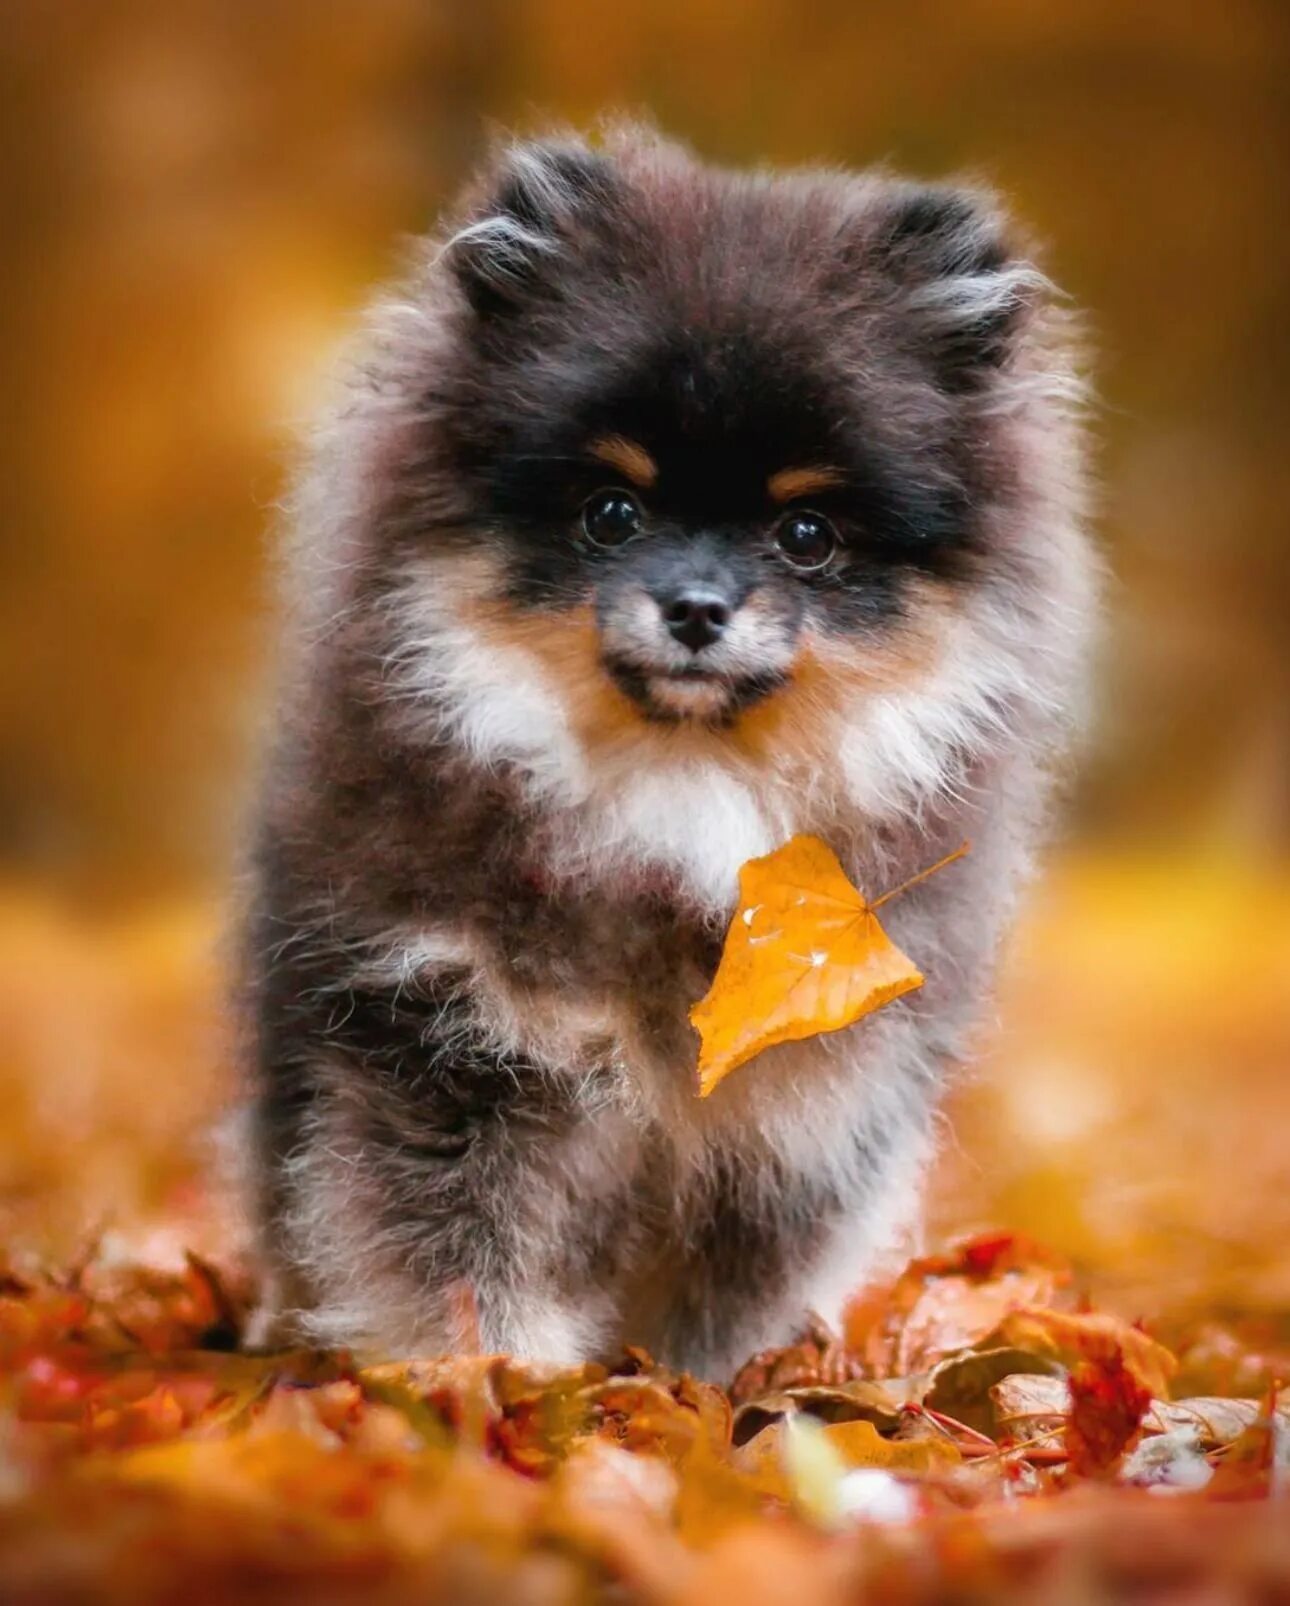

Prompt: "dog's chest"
[545,754,801,911]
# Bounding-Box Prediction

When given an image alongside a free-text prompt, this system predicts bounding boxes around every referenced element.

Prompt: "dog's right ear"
[444,139,618,319]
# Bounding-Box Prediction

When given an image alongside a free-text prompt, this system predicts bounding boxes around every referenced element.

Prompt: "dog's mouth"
[602,655,787,725]
[657,664,726,684]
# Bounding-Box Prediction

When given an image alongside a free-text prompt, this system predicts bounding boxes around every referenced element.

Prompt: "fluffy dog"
[241,125,1095,1378]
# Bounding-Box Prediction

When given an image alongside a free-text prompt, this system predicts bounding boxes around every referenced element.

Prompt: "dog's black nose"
[660,588,731,652]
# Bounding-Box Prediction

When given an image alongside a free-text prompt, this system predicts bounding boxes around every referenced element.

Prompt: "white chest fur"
[549,754,793,911]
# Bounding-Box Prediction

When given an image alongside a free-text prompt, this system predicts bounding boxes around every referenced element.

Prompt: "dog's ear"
[865,183,1046,388]
[444,139,619,320]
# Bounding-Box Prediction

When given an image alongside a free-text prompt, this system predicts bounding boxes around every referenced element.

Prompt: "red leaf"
[1066,1352,1154,1478]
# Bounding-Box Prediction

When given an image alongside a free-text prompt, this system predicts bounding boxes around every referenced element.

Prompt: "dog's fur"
[241,125,1096,1379]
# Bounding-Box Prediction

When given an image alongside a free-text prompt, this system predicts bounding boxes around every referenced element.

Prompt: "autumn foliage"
[0,1229,1284,1603]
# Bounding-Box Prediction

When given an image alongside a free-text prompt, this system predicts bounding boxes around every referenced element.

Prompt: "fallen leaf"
[991,1308,1178,1400]
[989,1372,1071,1441]
[4,1223,1290,1598]
[732,1378,914,1446]
[844,1232,1068,1376]
[1149,1394,1290,1446]
[690,837,967,1096]
[547,1438,686,1598]
[1065,1349,1154,1478]
[822,1418,960,1474]
[728,1312,867,1405]
[923,1346,1065,1438]
[951,1233,1069,1281]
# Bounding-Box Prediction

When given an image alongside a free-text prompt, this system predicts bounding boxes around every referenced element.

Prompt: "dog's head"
[355,129,1080,785]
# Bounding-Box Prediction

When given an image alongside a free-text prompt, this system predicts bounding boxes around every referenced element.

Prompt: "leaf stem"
[871,841,971,910]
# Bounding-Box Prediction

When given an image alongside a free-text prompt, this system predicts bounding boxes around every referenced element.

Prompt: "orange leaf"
[842,1232,1072,1377]
[994,1308,1178,1400]
[821,1417,960,1473]
[690,836,965,1096]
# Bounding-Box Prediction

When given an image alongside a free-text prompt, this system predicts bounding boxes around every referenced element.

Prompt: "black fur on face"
[390,132,1043,724]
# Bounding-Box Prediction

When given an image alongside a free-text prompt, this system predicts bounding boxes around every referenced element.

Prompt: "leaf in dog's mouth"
[690,834,969,1097]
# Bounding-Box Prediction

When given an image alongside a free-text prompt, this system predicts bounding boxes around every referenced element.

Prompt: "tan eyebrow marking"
[768,466,846,503]
[588,435,658,489]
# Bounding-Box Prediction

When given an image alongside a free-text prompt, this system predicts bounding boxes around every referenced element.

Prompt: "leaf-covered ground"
[1,1233,1286,1602]
[1,855,1287,1601]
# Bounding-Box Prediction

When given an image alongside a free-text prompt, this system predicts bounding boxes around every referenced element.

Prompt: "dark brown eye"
[774,511,837,571]
[581,489,644,548]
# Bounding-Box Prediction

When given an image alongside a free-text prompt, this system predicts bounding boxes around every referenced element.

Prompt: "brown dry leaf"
[990,1372,1071,1440]
[1151,1394,1290,1445]
[732,1378,914,1446]
[923,1347,1066,1438]
[690,836,964,1096]
[844,1232,1069,1377]
[728,1312,869,1405]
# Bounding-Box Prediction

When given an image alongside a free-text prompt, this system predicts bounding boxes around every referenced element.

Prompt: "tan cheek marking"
[422,550,655,747]
[767,466,846,503]
[588,435,658,489]
[470,598,647,744]
[731,580,954,758]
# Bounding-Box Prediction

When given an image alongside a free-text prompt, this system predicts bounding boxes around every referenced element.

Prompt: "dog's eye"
[581,489,644,548]
[774,511,837,571]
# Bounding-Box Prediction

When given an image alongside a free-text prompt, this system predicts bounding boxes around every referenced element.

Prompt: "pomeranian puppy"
[242,125,1095,1379]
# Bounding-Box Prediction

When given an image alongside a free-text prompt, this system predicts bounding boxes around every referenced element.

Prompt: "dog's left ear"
[865,183,1046,389]
[444,138,618,320]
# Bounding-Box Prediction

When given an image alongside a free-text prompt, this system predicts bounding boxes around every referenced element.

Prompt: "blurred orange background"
[1,2,1287,1336]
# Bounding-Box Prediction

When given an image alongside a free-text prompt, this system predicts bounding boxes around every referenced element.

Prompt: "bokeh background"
[2,1,1287,1339]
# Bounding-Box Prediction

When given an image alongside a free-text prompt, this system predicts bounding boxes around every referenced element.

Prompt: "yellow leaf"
[821,1417,959,1473]
[773,1415,952,1528]
[690,835,965,1097]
